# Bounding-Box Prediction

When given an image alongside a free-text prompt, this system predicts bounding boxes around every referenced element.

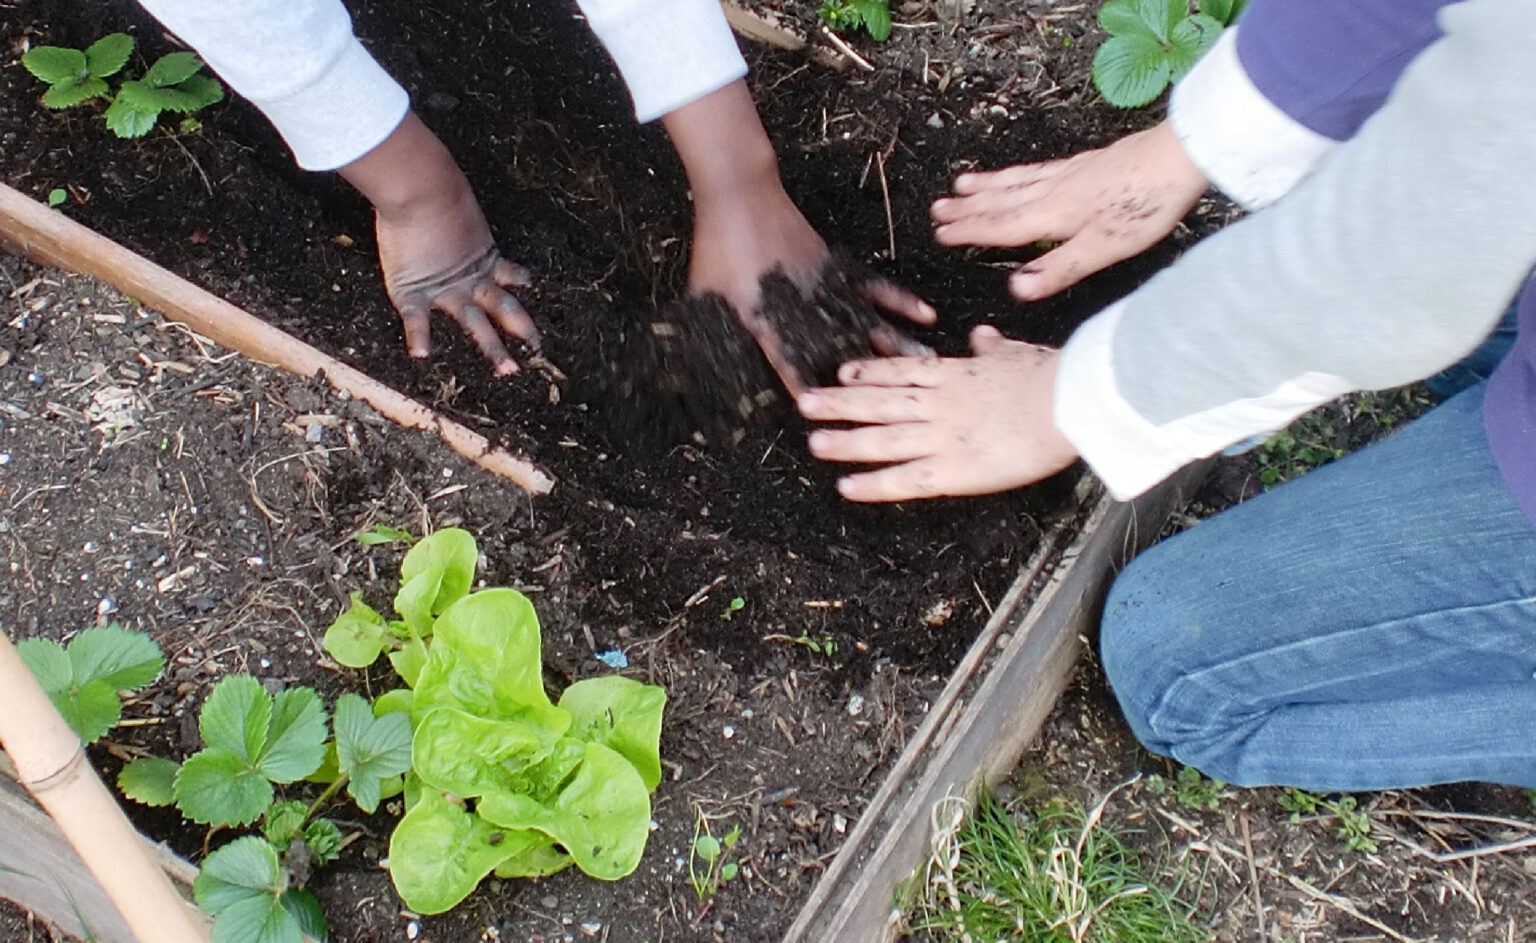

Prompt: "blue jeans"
[1100,383,1536,791]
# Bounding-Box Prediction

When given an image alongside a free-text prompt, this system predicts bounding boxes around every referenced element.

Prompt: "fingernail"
[496,360,519,377]
[839,364,862,382]
[919,301,937,319]
[808,431,829,452]
[409,347,429,359]
[836,477,859,499]
[1009,271,1040,298]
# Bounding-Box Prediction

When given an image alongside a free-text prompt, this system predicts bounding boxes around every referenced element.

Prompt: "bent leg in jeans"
[1100,383,1536,791]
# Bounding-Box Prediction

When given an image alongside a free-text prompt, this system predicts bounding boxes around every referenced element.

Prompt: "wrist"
[662,79,782,201]
[339,111,475,222]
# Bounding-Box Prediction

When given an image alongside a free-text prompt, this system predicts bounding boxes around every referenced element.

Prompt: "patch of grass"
[908,787,1210,942]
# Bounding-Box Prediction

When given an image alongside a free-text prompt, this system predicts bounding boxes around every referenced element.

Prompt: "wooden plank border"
[784,465,1208,943]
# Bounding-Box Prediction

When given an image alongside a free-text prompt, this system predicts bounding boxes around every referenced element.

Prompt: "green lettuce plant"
[1091,0,1243,108]
[22,33,223,138]
[324,528,668,914]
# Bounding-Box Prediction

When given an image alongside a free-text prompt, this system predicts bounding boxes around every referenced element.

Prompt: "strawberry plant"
[818,0,894,41]
[22,33,223,138]
[16,624,163,744]
[1091,0,1242,108]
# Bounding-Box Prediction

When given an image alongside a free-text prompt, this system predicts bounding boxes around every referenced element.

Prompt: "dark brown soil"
[0,0,1216,940]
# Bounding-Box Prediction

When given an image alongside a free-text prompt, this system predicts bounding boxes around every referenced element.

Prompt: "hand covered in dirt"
[341,112,539,375]
[930,121,1208,301]
[797,326,1078,502]
[663,80,936,395]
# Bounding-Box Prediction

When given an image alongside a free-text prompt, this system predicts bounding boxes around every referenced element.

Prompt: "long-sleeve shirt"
[1054,0,1536,525]
[134,0,748,170]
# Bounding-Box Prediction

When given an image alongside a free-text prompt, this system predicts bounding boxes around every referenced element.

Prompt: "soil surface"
[0,0,1209,938]
[11,2,1524,943]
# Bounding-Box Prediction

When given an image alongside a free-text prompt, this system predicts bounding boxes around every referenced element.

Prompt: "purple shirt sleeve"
[1235,0,1453,140]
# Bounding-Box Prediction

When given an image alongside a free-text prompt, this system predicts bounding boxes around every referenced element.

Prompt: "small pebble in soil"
[722,724,735,739]
[27,370,44,386]
[0,453,10,465]
[540,895,559,910]
[406,921,420,940]
[580,922,602,937]
[846,692,865,717]
[96,597,115,616]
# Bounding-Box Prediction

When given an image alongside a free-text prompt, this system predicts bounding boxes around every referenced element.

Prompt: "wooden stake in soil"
[0,633,211,943]
[0,182,554,496]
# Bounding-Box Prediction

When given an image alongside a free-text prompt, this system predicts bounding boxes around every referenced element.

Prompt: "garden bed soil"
[1,0,1226,940]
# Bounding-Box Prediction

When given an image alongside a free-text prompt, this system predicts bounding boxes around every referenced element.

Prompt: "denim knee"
[1100,544,1253,768]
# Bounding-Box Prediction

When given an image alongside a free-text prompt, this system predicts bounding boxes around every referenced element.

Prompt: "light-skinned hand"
[798,325,1079,502]
[930,120,1209,301]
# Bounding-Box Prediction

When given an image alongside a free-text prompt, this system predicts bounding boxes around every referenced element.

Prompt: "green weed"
[910,790,1210,942]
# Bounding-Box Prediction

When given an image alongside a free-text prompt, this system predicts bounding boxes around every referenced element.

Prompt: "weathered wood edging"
[0,183,554,495]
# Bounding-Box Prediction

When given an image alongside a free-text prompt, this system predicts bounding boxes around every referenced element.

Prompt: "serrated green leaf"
[1099,0,1182,43]
[69,625,164,691]
[852,0,892,40]
[60,680,122,744]
[333,693,413,814]
[559,675,666,791]
[118,757,179,807]
[175,750,273,827]
[153,75,224,114]
[142,51,204,88]
[1198,0,1245,25]
[303,819,342,867]
[84,33,133,79]
[22,46,87,85]
[280,889,328,941]
[1168,14,1223,77]
[200,676,270,764]
[400,528,478,615]
[211,894,302,943]
[41,77,109,108]
[259,688,327,782]
[194,836,285,914]
[262,801,308,846]
[323,591,390,669]
[1092,32,1175,108]
[16,638,71,695]
[103,91,161,138]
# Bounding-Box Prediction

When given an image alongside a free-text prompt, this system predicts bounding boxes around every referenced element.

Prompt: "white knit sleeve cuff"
[1053,303,1354,500]
[579,0,748,122]
[251,36,410,171]
[1169,27,1336,211]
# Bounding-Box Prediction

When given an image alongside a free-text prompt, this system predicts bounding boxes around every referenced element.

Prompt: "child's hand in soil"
[930,121,1208,302]
[662,80,935,395]
[341,113,539,376]
[797,326,1078,502]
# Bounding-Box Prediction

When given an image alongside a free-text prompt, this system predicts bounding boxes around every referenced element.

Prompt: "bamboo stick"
[0,633,210,943]
[0,182,554,496]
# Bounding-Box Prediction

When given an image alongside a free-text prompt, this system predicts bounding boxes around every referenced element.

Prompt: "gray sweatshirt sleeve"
[1053,0,1536,498]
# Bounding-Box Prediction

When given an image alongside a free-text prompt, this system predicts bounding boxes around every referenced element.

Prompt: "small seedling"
[1091,0,1242,108]
[688,816,742,900]
[23,33,224,139]
[1276,786,1323,821]
[15,624,164,744]
[818,0,893,41]
[354,523,416,546]
[1330,796,1378,853]
[722,596,746,620]
[1258,415,1345,488]
[47,188,67,208]
[1146,765,1225,811]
